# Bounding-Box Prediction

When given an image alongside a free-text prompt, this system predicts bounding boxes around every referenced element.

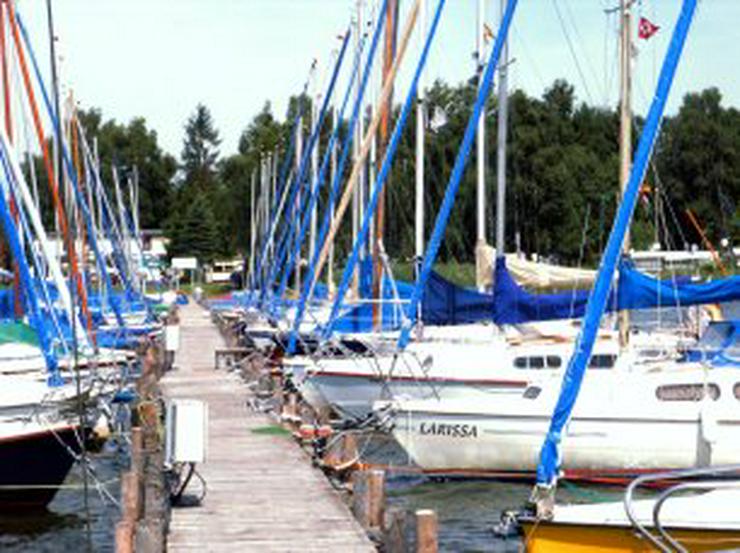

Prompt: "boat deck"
[160,302,374,552]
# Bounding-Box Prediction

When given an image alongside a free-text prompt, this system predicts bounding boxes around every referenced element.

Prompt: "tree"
[181,103,221,191]
[238,102,283,158]
[79,109,177,229]
[24,108,176,230]
[167,193,220,264]
[657,88,740,247]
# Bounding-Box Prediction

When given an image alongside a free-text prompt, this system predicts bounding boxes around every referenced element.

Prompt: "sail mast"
[495,0,508,260]
[372,0,398,330]
[475,0,486,290]
[351,1,362,298]
[415,0,426,262]
[618,0,632,348]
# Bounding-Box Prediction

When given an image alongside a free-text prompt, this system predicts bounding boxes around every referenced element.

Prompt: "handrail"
[624,464,740,552]
[653,480,740,553]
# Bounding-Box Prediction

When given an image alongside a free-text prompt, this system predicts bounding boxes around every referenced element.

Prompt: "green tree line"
[17,79,738,270]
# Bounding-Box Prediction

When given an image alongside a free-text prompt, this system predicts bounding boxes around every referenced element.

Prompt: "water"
[366,433,627,552]
[0,449,124,553]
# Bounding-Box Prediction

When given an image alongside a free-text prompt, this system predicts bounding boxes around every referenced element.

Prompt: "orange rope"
[5,1,92,330]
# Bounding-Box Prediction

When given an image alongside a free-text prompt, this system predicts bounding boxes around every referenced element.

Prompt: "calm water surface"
[0,447,123,553]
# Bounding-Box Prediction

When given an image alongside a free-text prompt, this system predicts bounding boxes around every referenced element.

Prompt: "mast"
[46,0,64,219]
[249,168,256,288]
[328,139,337,295]
[475,0,486,290]
[0,1,22,318]
[309,86,320,263]
[351,1,362,299]
[495,0,508,259]
[293,109,303,293]
[372,0,398,330]
[415,0,426,262]
[618,0,632,348]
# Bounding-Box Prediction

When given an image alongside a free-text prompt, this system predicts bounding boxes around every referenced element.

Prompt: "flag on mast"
[638,17,660,40]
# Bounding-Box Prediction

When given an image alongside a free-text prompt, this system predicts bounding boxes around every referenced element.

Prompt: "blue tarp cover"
[492,257,606,325]
[617,261,740,310]
[421,270,495,325]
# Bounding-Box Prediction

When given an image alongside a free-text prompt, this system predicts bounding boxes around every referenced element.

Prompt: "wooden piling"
[416,509,438,553]
[115,520,135,553]
[352,468,385,530]
[121,470,142,522]
[367,469,385,529]
[323,431,358,470]
[131,426,143,475]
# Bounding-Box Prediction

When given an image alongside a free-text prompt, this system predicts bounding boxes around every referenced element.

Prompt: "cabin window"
[514,356,561,369]
[523,386,541,399]
[656,383,720,402]
[589,354,616,369]
[734,383,740,400]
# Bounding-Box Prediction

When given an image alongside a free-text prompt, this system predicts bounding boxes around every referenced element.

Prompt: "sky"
[17,0,740,158]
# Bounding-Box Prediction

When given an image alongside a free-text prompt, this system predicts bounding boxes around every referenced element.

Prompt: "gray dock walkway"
[160,302,374,552]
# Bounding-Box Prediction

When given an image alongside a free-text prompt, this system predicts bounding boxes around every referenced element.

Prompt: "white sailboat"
[382,362,740,481]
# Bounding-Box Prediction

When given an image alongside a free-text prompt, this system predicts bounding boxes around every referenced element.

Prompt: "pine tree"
[168,193,220,264]
[181,104,221,191]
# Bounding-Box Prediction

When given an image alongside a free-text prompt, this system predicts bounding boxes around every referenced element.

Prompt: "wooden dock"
[160,302,374,552]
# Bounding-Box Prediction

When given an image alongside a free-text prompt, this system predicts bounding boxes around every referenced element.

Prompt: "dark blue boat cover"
[617,261,740,310]
[492,257,606,325]
[420,270,496,325]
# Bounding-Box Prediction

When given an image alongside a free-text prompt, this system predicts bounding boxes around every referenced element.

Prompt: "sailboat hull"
[520,521,740,552]
[0,422,82,509]
[310,371,526,420]
[386,368,740,480]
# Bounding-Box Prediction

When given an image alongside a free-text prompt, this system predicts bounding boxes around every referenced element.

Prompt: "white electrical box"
[165,399,208,464]
[165,324,180,353]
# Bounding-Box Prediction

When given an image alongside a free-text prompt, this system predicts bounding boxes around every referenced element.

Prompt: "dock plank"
[161,303,374,552]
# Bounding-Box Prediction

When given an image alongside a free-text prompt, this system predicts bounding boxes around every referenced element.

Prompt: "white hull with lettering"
[382,365,740,480]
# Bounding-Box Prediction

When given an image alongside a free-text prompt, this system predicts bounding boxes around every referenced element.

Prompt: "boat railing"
[624,464,740,552]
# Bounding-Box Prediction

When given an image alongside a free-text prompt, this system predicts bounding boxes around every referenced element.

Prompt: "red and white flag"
[638,17,660,40]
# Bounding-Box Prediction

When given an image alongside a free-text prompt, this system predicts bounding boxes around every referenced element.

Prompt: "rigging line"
[551,0,594,105]
[511,25,546,95]
[562,0,605,104]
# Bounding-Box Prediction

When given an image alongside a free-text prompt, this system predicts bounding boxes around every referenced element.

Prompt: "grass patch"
[250,424,292,437]
[391,261,477,288]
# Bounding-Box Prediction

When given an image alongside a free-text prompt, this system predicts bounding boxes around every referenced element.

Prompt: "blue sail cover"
[421,270,496,325]
[333,257,739,331]
[492,257,609,325]
[332,272,414,333]
[617,261,740,309]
